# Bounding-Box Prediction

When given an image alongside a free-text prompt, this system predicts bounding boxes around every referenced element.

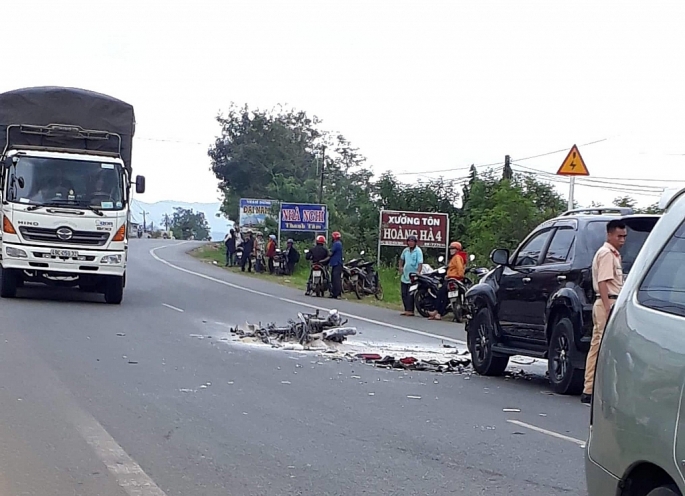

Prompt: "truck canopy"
[0,86,135,174]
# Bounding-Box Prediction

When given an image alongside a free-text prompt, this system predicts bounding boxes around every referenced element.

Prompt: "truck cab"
[0,86,145,304]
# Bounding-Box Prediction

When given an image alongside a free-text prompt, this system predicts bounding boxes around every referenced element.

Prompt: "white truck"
[0,86,145,304]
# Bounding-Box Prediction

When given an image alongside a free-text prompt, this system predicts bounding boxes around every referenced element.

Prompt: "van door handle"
[557,275,567,282]
[522,277,531,283]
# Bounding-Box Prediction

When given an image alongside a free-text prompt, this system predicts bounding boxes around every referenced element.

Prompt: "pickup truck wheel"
[104,276,124,304]
[468,307,509,376]
[548,317,584,395]
[0,268,17,298]
[646,486,680,496]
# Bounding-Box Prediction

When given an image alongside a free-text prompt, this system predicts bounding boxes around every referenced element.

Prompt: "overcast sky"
[4,0,683,207]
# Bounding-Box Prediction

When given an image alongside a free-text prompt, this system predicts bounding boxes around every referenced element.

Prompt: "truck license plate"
[448,290,459,298]
[50,249,79,258]
[409,284,418,292]
[313,270,321,277]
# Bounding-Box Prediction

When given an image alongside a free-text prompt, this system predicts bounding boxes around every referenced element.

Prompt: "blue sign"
[239,198,278,228]
[279,203,328,232]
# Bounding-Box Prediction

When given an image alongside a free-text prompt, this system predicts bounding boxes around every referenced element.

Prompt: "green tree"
[170,207,210,240]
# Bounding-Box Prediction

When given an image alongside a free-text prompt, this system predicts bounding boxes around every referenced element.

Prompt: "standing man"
[582,219,627,404]
[266,235,277,274]
[329,231,343,299]
[399,235,423,316]
[241,230,255,273]
[284,239,300,275]
[224,229,236,266]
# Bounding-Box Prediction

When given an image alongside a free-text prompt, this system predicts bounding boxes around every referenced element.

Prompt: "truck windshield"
[6,156,125,210]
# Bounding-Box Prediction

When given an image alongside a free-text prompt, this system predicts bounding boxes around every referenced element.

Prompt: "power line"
[512,167,663,197]
[511,162,678,188]
[512,137,610,162]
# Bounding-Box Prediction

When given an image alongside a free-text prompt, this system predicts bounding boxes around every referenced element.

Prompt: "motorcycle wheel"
[342,275,352,293]
[353,280,363,299]
[374,279,384,301]
[452,301,464,323]
[414,289,432,318]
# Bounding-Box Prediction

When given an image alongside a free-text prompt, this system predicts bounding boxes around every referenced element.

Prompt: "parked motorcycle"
[446,254,480,323]
[273,249,286,275]
[342,251,365,294]
[351,260,383,300]
[303,249,330,297]
[409,256,447,318]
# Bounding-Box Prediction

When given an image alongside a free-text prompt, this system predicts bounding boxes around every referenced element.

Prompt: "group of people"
[223,228,300,275]
[398,235,468,319]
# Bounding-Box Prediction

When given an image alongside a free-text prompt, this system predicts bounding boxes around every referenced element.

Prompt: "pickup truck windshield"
[6,156,125,210]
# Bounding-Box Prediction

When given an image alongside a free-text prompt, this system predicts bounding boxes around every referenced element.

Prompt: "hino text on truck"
[0,86,145,304]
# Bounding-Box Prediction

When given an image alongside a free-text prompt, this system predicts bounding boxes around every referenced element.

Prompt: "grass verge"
[189,244,403,310]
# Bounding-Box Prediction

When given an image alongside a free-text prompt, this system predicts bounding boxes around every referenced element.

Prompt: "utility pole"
[502,154,513,180]
[318,145,326,204]
[141,210,149,232]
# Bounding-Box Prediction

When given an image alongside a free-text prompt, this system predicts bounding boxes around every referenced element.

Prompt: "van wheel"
[104,276,124,304]
[0,268,17,298]
[646,486,680,496]
[468,307,509,376]
[548,317,584,395]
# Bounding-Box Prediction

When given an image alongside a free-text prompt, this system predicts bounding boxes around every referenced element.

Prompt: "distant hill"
[130,199,232,240]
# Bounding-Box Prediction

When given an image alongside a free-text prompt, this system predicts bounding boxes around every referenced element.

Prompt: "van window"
[637,221,685,318]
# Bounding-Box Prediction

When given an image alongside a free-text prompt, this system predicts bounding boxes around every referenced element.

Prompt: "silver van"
[586,188,685,496]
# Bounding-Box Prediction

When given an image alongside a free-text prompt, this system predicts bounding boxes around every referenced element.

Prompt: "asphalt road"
[0,240,591,495]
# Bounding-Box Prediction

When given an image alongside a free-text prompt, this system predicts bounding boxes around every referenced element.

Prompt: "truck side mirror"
[135,175,146,194]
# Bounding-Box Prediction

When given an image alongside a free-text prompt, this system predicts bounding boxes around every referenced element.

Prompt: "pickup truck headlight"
[100,254,122,264]
[6,246,27,258]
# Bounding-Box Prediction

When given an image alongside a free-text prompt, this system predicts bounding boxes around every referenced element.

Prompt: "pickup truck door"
[497,228,553,339]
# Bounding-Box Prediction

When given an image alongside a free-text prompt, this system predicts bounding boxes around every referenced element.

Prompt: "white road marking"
[507,419,586,447]
[162,303,184,313]
[149,244,466,345]
[73,409,168,495]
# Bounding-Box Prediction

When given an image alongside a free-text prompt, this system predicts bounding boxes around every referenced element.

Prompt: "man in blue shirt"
[399,234,423,316]
[329,231,343,299]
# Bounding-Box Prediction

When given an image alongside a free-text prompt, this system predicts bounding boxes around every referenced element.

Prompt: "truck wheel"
[0,268,17,298]
[548,317,584,395]
[646,486,680,496]
[104,276,124,304]
[468,307,509,376]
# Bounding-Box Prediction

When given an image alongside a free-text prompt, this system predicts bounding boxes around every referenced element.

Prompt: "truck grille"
[19,226,109,246]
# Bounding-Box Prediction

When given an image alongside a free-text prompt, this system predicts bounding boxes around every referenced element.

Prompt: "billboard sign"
[379,210,449,248]
[279,203,328,232]
[239,198,278,228]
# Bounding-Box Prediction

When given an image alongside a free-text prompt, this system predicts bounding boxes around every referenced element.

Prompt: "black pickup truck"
[464,207,660,394]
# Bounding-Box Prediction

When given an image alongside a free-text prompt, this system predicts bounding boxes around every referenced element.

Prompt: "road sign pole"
[568,176,575,210]
[277,205,282,248]
[377,210,383,268]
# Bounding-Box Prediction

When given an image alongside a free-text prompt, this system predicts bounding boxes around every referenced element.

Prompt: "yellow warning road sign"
[556,144,589,176]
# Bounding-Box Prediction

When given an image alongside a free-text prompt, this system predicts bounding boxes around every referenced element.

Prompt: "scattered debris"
[407,395,422,400]
[281,381,291,385]
[116,333,126,337]
[231,309,357,348]
[503,408,521,413]
[368,392,375,396]
[179,388,194,393]
[128,360,138,364]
